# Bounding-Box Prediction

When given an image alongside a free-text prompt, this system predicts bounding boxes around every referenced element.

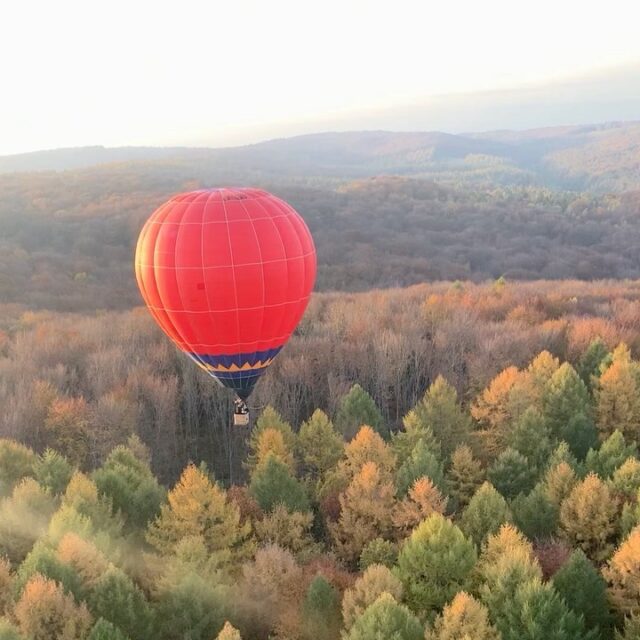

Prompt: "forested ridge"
[2,167,640,310]
[2,281,640,637]
[2,121,640,192]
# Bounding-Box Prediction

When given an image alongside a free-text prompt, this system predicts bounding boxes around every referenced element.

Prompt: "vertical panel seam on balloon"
[173,196,209,372]
[135,203,186,348]
[200,191,225,389]
[253,195,291,354]
[277,198,305,341]
[137,221,179,345]
[147,204,194,351]
[156,199,208,374]
[238,190,266,393]
[282,200,311,337]
[267,196,303,344]
[220,188,242,372]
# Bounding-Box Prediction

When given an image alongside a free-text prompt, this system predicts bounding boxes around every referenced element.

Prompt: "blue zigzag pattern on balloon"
[187,346,283,399]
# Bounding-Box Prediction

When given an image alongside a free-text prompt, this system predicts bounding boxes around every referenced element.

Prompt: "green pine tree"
[408,376,471,459]
[33,449,73,495]
[359,538,398,570]
[542,363,597,459]
[88,567,152,640]
[297,409,343,483]
[93,445,164,530]
[249,453,310,513]
[488,448,537,499]
[392,410,441,466]
[509,407,552,472]
[345,593,423,640]
[511,483,559,540]
[460,482,512,546]
[502,580,593,640]
[396,440,444,495]
[301,575,341,640]
[478,534,542,636]
[552,549,611,638]
[335,384,386,440]
[155,571,227,640]
[578,338,610,390]
[396,513,476,616]
[88,618,130,640]
[585,430,638,479]
[547,442,579,472]
[447,444,484,510]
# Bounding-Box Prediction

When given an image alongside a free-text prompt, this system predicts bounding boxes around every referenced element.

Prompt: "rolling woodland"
[2,124,640,638]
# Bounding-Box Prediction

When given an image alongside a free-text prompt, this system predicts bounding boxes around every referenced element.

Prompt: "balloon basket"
[233,398,250,427]
[234,412,250,427]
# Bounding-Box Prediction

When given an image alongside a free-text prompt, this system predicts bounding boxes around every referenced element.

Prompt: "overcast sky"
[2,0,640,154]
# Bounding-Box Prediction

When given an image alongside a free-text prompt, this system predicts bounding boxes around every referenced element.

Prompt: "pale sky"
[2,0,640,155]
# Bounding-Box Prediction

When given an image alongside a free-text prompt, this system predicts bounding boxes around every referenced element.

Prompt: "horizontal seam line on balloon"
[169,195,268,204]
[146,214,294,224]
[135,251,315,269]
[208,370,265,376]
[147,296,310,313]
[179,337,291,348]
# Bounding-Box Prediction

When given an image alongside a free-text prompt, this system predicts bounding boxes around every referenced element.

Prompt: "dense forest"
[2,166,640,310]
[3,120,640,638]
[3,279,640,482]
[4,280,640,637]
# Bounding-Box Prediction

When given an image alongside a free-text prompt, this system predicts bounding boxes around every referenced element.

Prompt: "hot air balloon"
[134,188,316,425]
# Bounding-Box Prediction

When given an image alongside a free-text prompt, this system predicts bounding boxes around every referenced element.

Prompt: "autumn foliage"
[3,281,640,637]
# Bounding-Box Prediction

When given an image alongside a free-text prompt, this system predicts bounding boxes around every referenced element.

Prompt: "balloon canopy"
[135,188,316,399]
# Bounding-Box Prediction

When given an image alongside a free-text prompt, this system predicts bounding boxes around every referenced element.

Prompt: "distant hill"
[0,146,197,173]
[1,120,639,191]
[0,131,506,174]
[1,120,640,312]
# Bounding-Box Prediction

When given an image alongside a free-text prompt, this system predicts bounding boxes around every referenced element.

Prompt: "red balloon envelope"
[134,188,316,399]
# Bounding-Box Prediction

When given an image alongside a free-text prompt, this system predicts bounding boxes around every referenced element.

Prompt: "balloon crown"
[177,187,268,201]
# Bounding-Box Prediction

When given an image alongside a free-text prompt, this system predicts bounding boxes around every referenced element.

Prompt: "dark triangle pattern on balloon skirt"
[188,346,283,399]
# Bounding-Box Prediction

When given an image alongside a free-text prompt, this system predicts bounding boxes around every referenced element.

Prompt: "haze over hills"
[1,120,639,192]
[1,170,640,312]
[1,117,640,313]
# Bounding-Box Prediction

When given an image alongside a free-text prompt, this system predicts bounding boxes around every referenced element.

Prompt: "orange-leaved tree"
[147,463,250,567]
